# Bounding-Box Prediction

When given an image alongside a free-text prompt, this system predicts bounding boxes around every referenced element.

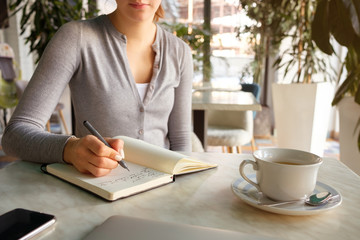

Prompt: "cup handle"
[239,159,261,192]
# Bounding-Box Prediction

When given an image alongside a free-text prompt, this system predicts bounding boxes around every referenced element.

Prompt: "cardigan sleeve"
[1,21,80,163]
[167,43,193,152]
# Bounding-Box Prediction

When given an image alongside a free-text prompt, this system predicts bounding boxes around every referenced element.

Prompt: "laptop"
[83,215,279,240]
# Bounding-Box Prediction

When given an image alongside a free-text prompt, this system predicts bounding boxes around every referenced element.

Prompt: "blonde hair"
[153,5,164,22]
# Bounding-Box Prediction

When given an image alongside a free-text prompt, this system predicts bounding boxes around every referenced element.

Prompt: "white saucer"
[231,175,342,216]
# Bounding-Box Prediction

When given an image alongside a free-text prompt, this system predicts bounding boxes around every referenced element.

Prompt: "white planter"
[338,97,360,175]
[272,82,334,156]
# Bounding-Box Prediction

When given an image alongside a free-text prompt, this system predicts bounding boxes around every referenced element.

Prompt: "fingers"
[106,137,125,159]
[63,135,125,177]
[86,164,112,177]
[86,136,124,162]
[86,154,119,170]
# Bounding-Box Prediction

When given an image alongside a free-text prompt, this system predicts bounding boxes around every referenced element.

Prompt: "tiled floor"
[206,137,340,160]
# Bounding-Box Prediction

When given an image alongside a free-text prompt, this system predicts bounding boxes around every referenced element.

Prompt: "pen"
[83,120,130,171]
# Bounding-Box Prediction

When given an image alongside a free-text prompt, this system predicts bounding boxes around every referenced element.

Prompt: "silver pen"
[83,120,130,171]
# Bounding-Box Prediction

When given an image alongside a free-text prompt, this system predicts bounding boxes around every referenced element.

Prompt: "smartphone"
[0,208,56,240]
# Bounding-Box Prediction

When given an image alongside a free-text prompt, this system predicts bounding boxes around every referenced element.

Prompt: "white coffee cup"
[239,148,322,202]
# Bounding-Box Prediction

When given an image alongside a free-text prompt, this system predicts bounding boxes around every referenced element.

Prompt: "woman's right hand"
[63,135,124,177]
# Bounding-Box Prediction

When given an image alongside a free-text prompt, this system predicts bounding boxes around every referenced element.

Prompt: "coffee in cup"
[239,148,322,202]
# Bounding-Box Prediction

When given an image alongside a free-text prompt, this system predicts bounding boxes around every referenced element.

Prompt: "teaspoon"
[260,192,338,207]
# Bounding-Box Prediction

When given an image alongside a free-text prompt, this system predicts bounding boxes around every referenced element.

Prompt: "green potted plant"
[237,0,298,138]
[6,0,98,134]
[312,0,360,174]
[160,22,211,76]
[241,0,337,156]
[238,0,293,86]
[8,0,98,63]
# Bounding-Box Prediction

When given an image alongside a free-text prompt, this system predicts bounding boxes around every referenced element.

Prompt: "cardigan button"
[138,129,144,135]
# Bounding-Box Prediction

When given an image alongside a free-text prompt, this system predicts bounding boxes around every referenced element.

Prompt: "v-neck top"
[2,15,193,164]
[136,83,149,102]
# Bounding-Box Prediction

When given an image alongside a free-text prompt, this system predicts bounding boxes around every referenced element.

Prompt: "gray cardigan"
[2,15,193,163]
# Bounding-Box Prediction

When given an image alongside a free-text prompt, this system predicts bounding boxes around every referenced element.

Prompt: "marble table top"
[1,152,359,240]
[192,81,242,92]
[192,90,262,111]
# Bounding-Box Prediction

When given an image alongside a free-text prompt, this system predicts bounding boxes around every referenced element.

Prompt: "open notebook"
[83,215,278,240]
[44,136,217,201]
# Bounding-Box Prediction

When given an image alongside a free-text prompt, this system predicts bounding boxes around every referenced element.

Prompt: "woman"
[2,1,193,177]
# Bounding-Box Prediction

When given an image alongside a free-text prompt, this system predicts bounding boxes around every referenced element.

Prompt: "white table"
[192,90,262,148]
[192,81,242,91]
[1,153,359,240]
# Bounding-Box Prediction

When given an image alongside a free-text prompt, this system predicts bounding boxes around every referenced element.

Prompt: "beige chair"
[191,131,204,152]
[14,80,69,135]
[207,110,255,153]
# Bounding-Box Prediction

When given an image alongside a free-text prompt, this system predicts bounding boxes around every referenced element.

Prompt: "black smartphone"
[0,208,56,240]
